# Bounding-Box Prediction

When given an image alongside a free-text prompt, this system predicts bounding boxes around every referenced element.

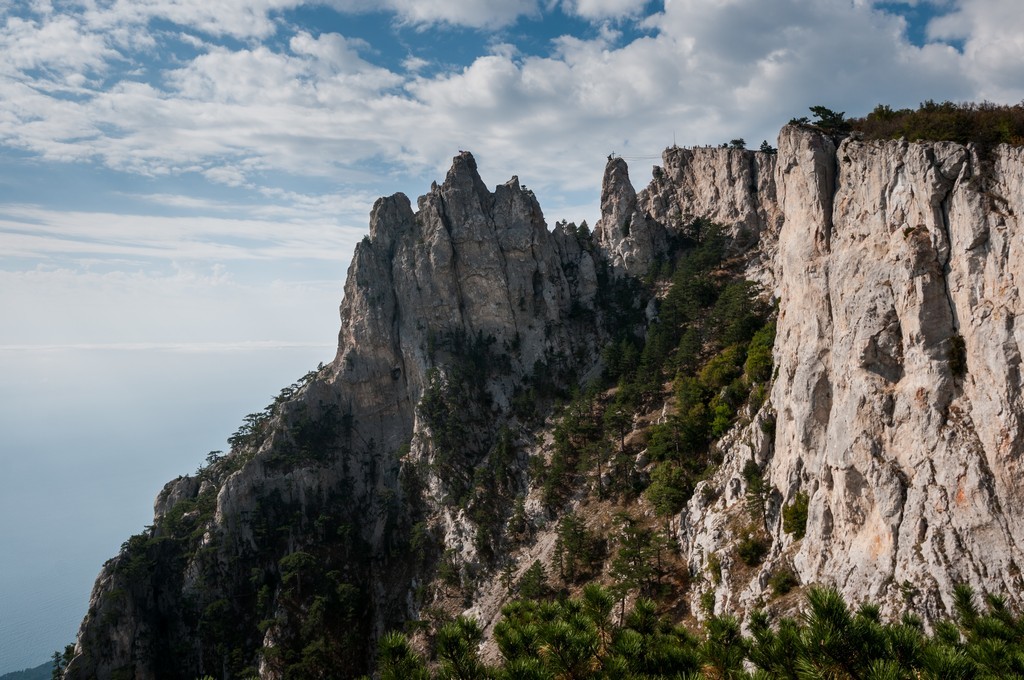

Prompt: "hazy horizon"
[0,344,333,673]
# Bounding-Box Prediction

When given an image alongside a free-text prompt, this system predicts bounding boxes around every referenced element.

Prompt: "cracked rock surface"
[680,129,1024,620]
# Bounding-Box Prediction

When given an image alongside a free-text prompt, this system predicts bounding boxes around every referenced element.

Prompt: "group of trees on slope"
[789,101,1024,148]
[375,583,1024,680]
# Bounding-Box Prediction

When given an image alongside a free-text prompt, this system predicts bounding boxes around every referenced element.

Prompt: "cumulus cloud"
[389,0,978,202]
[561,0,649,21]
[326,0,540,29]
[0,13,116,76]
[928,0,1024,101]
[0,0,1020,223]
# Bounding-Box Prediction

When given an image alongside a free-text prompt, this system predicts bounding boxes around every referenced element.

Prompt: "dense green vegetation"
[791,101,1024,149]
[782,491,809,541]
[103,480,386,679]
[375,583,1024,679]
[789,105,853,133]
[852,101,1024,148]
[536,221,774,520]
[419,328,513,508]
[448,220,780,675]
[612,223,774,518]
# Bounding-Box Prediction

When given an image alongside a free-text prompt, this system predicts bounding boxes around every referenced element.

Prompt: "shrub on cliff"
[851,100,1024,147]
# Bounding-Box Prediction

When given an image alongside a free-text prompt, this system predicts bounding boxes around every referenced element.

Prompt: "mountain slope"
[64,127,1024,678]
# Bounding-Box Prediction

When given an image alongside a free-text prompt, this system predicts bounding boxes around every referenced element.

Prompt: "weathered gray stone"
[685,127,1024,622]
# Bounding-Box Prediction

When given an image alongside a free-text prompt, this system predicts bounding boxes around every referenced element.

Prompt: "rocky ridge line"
[64,128,1024,679]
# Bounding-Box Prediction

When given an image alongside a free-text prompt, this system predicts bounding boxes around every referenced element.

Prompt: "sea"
[0,345,333,673]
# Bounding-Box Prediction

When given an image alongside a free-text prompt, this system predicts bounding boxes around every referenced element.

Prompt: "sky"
[1,0,1023,673]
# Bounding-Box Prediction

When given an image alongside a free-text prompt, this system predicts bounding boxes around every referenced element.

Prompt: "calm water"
[0,345,333,673]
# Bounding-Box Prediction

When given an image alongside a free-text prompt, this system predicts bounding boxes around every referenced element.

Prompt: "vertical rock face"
[639,145,780,239]
[687,127,1024,620]
[784,132,1024,614]
[66,130,1024,678]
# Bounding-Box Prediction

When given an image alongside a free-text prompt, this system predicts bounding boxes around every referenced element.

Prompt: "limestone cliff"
[64,129,1024,679]
[676,129,1024,623]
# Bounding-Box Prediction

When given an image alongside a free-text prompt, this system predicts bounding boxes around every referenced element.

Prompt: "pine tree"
[436,616,488,680]
[377,631,430,680]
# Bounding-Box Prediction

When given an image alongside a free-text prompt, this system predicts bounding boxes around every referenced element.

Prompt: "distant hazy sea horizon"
[0,344,334,674]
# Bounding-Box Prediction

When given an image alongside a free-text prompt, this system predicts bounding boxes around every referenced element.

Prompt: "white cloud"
[326,0,539,28]
[562,0,648,21]
[0,0,1019,234]
[394,0,971,195]
[403,55,430,72]
[0,25,409,181]
[81,0,305,39]
[0,14,116,76]
[161,32,396,109]
[928,0,1024,101]
[0,205,366,263]
[77,0,544,35]
[202,165,252,187]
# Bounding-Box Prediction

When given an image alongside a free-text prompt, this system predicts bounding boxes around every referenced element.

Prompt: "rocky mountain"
[0,662,51,680]
[63,126,1024,679]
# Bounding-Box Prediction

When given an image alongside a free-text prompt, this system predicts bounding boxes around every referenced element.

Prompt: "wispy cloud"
[326,0,541,29]
[0,205,365,262]
[4,0,1016,205]
[0,340,334,352]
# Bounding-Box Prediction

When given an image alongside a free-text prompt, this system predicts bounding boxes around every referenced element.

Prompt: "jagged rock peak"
[367,192,415,244]
[594,155,663,275]
[435,150,495,216]
[64,147,615,680]
[444,150,489,191]
[336,148,605,451]
[594,156,636,241]
[596,144,782,278]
